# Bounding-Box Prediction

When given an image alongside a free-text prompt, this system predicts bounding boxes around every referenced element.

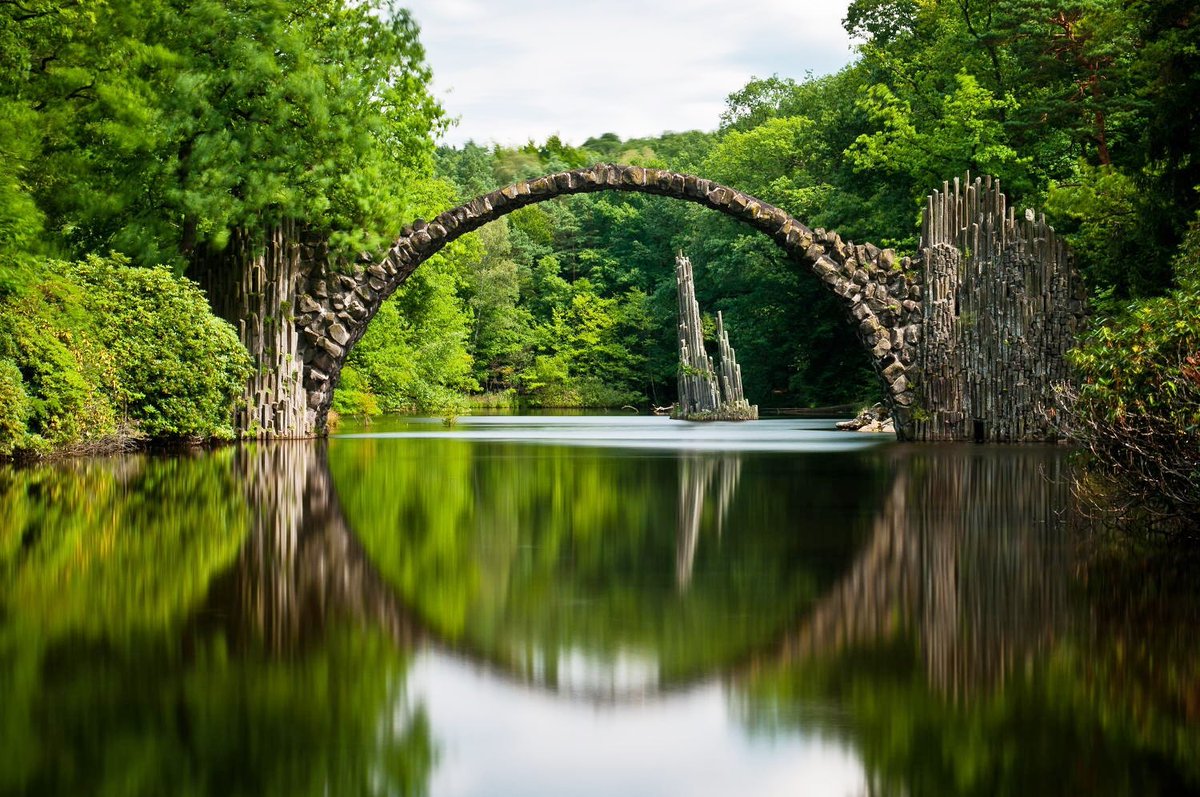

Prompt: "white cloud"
[403,0,856,147]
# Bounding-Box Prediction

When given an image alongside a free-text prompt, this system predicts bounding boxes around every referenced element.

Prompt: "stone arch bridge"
[227,164,1085,442]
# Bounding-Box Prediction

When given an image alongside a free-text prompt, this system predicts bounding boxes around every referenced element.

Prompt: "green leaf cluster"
[0,255,251,455]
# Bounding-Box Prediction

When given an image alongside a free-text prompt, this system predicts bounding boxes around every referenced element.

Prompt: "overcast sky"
[402,0,858,148]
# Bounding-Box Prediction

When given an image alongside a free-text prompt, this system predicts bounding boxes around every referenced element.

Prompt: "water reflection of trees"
[328,438,874,691]
[0,446,433,797]
[740,447,1200,796]
[6,439,1196,796]
[778,448,1070,696]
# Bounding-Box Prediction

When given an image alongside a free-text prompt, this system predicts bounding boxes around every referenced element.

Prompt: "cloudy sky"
[402,0,858,147]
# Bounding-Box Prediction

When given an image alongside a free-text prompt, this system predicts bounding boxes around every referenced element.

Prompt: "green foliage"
[69,255,251,438]
[1045,163,1142,295]
[0,0,444,271]
[1063,217,1200,533]
[0,255,251,454]
[1069,290,1200,427]
[339,250,476,416]
[848,73,1029,201]
[0,359,30,455]
[0,274,121,451]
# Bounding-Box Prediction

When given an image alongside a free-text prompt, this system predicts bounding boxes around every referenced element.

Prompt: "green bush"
[0,359,31,455]
[0,255,251,456]
[1,277,121,451]
[1063,221,1200,535]
[331,365,381,417]
[67,256,251,439]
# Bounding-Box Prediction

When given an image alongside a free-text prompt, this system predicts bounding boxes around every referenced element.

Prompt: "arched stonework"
[295,164,923,437]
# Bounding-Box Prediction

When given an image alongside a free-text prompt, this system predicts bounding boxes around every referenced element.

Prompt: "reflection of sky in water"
[336,415,892,453]
[409,650,868,797]
[514,647,660,701]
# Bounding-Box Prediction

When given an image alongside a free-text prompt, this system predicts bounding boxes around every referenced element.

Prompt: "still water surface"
[1,416,1197,796]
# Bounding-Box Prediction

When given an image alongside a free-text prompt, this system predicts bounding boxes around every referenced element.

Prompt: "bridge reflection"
[207,441,1074,701]
[773,447,1071,697]
[197,442,426,655]
[175,439,1200,793]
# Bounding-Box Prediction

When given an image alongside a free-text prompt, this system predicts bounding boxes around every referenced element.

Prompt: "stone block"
[859,317,881,336]
[328,323,350,346]
[707,186,733,206]
[318,338,344,358]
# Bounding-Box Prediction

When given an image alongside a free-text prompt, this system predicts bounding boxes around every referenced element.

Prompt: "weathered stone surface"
[328,323,350,346]
[912,174,1086,443]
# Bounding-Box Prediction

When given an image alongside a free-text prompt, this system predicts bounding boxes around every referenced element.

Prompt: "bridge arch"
[295,163,922,435]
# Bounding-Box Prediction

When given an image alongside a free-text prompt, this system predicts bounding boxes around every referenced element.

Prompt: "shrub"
[67,256,251,439]
[0,255,251,456]
[1062,223,1200,537]
[0,358,31,455]
[0,277,121,451]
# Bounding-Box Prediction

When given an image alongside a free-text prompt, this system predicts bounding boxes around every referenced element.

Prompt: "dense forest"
[0,0,1197,527]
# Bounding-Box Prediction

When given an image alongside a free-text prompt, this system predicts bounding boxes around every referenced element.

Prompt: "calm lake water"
[1,415,1197,796]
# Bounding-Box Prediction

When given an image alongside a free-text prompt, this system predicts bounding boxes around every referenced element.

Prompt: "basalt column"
[673,253,757,421]
[191,222,319,437]
[912,176,1087,442]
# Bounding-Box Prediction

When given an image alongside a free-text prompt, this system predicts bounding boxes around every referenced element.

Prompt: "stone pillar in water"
[673,253,757,421]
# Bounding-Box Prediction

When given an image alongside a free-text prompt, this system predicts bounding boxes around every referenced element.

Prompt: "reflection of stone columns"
[199,442,421,654]
[676,454,743,590]
[777,449,1070,696]
[778,468,917,658]
[915,450,1070,696]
